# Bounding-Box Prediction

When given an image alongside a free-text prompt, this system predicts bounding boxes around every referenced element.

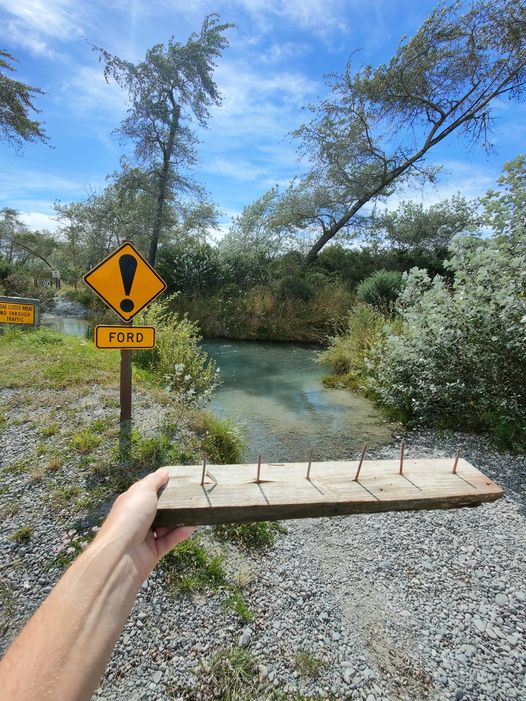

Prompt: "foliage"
[214,521,286,549]
[295,650,324,678]
[193,412,246,464]
[319,304,389,390]
[356,269,403,312]
[369,196,478,251]
[481,154,526,241]
[224,590,254,622]
[0,50,48,149]
[157,240,223,294]
[9,525,33,543]
[369,235,526,449]
[271,0,526,263]
[96,14,233,264]
[133,298,220,402]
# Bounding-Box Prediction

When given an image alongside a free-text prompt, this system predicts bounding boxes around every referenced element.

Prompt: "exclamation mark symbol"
[119,254,137,313]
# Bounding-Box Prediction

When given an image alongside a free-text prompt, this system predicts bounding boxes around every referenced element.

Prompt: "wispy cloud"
[0,0,85,56]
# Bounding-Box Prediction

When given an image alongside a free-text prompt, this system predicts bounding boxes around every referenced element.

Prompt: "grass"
[40,422,60,438]
[194,411,247,464]
[0,328,119,389]
[45,484,83,511]
[214,521,287,549]
[163,536,228,594]
[2,458,31,475]
[199,646,257,701]
[10,525,33,543]
[224,590,254,622]
[294,650,324,679]
[70,428,103,454]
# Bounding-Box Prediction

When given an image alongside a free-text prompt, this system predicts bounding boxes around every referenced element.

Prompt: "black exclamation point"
[119,254,137,312]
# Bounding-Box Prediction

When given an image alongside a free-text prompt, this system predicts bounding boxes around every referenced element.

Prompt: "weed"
[0,411,7,431]
[0,500,19,518]
[70,429,102,454]
[294,650,324,679]
[163,536,227,594]
[214,521,287,550]
[200,646,257,701]
[3,458,31,475]
[47,456,61,471]
[224,590,254,622]
[194,412,246,464]
[40,422,60,438]
[10,525,33,543]
[46,484,83,511]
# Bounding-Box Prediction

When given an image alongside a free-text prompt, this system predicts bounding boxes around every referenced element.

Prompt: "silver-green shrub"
[368,235,526,448]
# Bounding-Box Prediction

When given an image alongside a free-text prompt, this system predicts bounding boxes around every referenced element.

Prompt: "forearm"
[0,536,142,701]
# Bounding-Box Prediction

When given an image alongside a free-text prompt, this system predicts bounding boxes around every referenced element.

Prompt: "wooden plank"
[153,458,503,527]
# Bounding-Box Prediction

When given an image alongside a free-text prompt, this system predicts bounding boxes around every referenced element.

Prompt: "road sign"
[0,296,39,326]
[83,242,166,321]
[95,325,156,349]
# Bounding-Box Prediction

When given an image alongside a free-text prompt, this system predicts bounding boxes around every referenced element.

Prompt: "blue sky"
[0,0,524,237]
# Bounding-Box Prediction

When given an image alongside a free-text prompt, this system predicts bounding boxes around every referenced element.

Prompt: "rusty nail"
[452,447,461,474]
[306,448,313,480]
[200,454,207,486]
[256,454,262,483]
[354,443,367,481]
[399,440,405,475]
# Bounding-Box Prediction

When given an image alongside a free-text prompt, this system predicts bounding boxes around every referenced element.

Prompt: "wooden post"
[120,321,132,423]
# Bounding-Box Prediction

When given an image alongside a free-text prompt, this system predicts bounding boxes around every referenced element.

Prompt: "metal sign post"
[120,322,132,424]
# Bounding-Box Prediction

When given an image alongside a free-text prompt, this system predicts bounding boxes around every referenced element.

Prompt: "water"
[204,339,394,462]
[42,314,89,337]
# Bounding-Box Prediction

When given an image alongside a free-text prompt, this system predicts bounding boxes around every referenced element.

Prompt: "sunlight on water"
[204,340,395,462]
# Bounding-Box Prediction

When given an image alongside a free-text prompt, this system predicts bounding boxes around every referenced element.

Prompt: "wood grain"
[153,458,503,527]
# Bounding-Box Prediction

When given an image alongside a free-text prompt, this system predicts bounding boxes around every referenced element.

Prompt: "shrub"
[133,298,220,403]
[193,412,246,464]
[369,236,526,449]
[319,304,390,389]
[356,269,403,311]
[157,242,223,295]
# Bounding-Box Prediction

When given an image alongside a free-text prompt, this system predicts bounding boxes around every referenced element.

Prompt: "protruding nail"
[306,448,313,480]
[256,454,262,483]
[452,447,461,474]
[201,454,207,486]
[399,440,405,475]
[354,443,367,481]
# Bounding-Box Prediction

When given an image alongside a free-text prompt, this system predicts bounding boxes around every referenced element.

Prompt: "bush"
[193,412,246,464]
[0,272,56,311]
[369,236,526,449]
[157,242,222,295]
[133,298,220,403]
[319,304,390,389]
[356,269,403,312]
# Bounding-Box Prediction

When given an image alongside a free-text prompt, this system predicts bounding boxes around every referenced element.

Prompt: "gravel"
[1,391,525,701]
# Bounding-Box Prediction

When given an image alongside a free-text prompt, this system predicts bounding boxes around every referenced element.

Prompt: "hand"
[94,467,194,581]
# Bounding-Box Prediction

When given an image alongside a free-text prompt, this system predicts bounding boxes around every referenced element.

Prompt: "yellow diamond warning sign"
[83,242,166,321]
[95,325,156,349]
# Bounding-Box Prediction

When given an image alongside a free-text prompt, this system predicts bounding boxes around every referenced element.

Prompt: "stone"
[239,627,252,647]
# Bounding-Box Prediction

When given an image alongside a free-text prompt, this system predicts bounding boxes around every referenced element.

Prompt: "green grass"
[10,525,33,543]
[163,536,228,594]
[70,428,103,454]
[40,422,60,438]
[199,646,257,701]
[0,328,119,389]
[224,590,254,622]
[2,458,31,475]
[194,411,247,464]
[214,521,287,549]
[294,650,324,679]
[45,484,83,511]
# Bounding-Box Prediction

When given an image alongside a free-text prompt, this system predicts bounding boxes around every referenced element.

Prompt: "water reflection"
[42,315,89,338]
[204,340,394,462]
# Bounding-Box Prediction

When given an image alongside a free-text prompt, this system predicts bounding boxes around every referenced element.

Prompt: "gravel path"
[1,388,525,700]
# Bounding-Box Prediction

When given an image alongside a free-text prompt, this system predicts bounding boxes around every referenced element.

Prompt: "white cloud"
[0,0,85,56]
[19,211,59,232]
[59,64,127,121]
[0,169,84,201]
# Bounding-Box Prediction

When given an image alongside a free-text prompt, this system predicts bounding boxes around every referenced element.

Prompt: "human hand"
[94,467,194,582]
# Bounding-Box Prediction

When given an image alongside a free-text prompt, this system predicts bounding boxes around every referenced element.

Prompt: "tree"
[480,154,526,240]
[96,14,233,265]
[0,50,48,149]
[368,196,478,252]
[284,0,526,264]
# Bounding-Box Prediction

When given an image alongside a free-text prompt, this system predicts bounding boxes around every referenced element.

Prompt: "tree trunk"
[149,105,180,267]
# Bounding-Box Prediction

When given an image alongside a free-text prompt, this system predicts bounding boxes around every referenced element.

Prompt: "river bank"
[1,382,525,700]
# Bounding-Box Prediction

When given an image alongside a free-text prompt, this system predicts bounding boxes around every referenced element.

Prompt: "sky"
[0,0,524,238]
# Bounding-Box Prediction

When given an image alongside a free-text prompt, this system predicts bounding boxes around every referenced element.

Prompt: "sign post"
[83,241,166,424]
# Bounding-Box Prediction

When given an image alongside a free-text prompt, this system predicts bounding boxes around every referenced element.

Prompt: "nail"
[256,454,262,483]
[399,440,405,475]
[354,443,367,481]
[452,447,461,474]
[201,454,207,486]
[306,448,313,480]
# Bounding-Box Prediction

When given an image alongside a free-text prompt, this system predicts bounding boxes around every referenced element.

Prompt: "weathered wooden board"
[153,458,503,527]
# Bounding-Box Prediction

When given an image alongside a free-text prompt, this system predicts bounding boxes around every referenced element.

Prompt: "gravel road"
[1,387,525,700]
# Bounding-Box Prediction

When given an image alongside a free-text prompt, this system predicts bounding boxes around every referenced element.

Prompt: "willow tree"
[279,0,526,264]
[97,14,232,265]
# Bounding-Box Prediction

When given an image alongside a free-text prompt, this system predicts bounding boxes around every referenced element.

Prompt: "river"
[42,314,393,461]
